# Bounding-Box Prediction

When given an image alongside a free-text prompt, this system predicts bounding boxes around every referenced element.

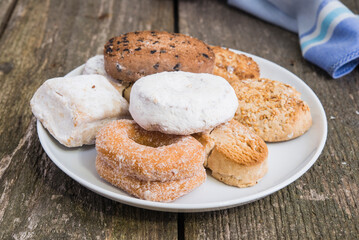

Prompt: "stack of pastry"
[31,31,312,202]
[95,120,206,202]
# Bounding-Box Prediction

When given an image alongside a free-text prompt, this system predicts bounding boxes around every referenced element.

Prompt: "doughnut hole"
[127,124,180,148]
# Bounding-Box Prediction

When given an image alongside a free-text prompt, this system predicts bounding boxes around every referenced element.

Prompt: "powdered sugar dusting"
[30,74,129,147]
[82,55,126,93]
[129,71,238,135]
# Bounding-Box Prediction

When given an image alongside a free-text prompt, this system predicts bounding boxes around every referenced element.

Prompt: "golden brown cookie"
[211,46,260,83]
[104,31,215,83]
[194,120,268,188]
[231,78,312,142]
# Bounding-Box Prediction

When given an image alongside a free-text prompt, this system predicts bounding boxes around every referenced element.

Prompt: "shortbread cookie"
[192,132,215,166]
[211,46,260,83]
[31,75,129,147]
[129,71,238,135]
[194,120,268,187]
[104,31,215,83]
[82,55,128,93]
[231,78,312,142]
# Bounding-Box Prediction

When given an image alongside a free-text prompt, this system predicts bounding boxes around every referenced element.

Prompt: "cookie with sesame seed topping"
[230,78,312,142]
[211,46,260,83]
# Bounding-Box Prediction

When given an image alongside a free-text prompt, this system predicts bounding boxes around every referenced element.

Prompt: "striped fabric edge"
[300,0,345,41]
[299,0,331,38]
[300,8,355,55]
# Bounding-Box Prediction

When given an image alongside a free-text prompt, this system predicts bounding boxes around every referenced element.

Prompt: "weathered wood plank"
[179,0,359,239]
[0,0,176,239]
[0,0,17,37]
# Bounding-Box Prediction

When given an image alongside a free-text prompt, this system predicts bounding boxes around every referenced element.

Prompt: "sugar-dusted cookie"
[211,46,260,83]
[231,78,312,142]
[82,55,128,94]
[31,75,129,147]
[129,71,238,135]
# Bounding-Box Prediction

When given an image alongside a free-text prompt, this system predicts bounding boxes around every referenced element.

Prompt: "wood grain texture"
[0,0,177,239]
[0,0,17,37]
[1,0,358,239]
[179,0,359,239]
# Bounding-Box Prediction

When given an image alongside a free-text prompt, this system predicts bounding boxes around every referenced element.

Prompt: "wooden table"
[1,0,358,239]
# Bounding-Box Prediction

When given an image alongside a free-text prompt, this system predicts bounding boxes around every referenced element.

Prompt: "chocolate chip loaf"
[104,31,215,82]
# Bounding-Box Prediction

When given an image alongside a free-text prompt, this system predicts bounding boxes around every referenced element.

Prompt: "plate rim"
[37,49,328,212]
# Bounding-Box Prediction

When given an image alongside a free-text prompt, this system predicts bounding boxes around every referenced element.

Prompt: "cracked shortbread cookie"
[193,119,268,188]
[231,78,312,142]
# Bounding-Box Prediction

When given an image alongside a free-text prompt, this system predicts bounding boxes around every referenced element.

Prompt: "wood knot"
[0,62,13,75]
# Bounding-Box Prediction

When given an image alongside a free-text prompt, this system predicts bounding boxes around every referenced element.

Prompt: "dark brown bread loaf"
[104,31,215,82]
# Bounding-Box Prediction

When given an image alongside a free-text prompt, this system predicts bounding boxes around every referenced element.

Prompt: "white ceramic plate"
[37,49,327,212]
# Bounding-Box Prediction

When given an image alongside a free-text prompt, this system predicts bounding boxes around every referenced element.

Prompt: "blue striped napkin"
[228,0,359,78]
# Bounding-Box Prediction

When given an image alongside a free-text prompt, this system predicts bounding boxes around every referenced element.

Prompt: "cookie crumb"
[227,66,234,74]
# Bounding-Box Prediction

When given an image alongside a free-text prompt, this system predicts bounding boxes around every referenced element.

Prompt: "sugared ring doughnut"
[95,120,205,182]
[96,155,206,202]
[129,71,239,135]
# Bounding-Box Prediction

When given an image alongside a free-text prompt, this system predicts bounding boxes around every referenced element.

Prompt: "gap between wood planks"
[177,213,185,240]
[173,0,179,33]
[173,1,186,239]
[0,0,18,40]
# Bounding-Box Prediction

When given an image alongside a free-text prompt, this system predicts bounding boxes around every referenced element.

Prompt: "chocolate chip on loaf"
[104,31,215,83]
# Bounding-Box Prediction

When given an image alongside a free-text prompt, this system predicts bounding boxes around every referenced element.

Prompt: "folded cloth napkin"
[228,0,359,78]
